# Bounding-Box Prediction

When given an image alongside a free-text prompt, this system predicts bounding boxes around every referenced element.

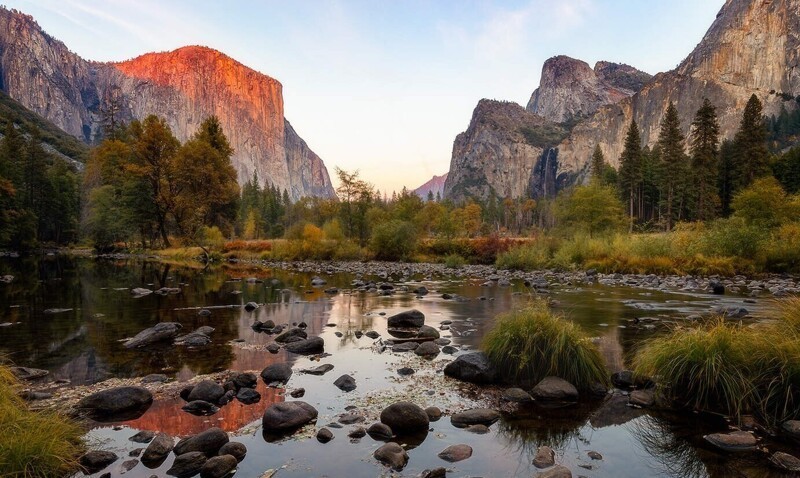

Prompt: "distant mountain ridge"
[0,7,334,200]
[413,173,448,199]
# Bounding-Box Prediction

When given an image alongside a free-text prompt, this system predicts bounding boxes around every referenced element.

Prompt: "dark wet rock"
[166,451,207,477]
[316,427,334,443]
[451,409,500,428]
[262,401,318,434]
[179,386,194,401]
[198,309,212,317]
[74,386,153,421]
[175,331,212,346]
[324,287,339,294]
[174,428,229,457]
[9,366,49,380]
[420,467,447,478]
[397,367,415,376]
[441,293,454,300]
[713,306,749,319]
[464,424,490,434]
[387,309,425,328]
[393,342,419,352]
[611,370,636,388]
[536,465,572,478]
[781,420,800,440]
[261,363,293,385]
[365,330,380,339]
[348,427,367,439]
[380,402,429,433]
[187,380,225,404]
[124,322,182,348]
[219,389,236,406]
[42,307,74,314]
[589,382,609,397]
[531,377,579,401]
[290,388,305,398]
[415,341,440,357]
[367,422,393,440]
[142,433,174,466]
[141,374,169,384]
[417,325,440,339]
[301,364,334,375]
[425,406,442,421]
[334,374,357,392]
[373,442,409,471]
[438,444,472,462]
[629,389,655,407]
[244,302,259,311]
[218,442,247,462]
[434,338,451,346]
[710,282,725,295]
[275,327,308,343]
[236,388,261,404]
[443,352,497,384]
[590,393,644,428]
[704,431,757,451]
[284,336,324,354]
[533,446,555,468]
[181,400,219,416]
[502,387,533,403]
[19,390,52,401]
[79,450,118,474]
[588,451,603,460]
[441,345,458,354]
[129,430,156,444]
[266,343,280,354]
[414,286,429,295]
[199,454,237,478]
[131,288,153,297]
[119,459,139,473]
[311,277,327,286]
[770,451,800,471]
[338,413,365,424]
[231,372,257,389]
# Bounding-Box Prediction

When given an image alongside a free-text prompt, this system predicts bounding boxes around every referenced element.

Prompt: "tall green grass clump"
[495,243,550,271]
[482,301,608,390]
[632,319,756,418]
[0,364,84,477]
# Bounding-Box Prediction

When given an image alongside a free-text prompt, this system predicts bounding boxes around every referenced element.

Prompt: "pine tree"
[718,140,736,216]
[657,103,687,231]
[591,145,605,182]
[617,120,642,232]
[689,98,720,221]
[733,94,770,189]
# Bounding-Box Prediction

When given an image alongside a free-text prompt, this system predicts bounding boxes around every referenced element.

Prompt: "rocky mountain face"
[443,100,567,201]
[526,56,651,123]
[558,0,800,182]
[0,8,335,200]
[413,173,448,199]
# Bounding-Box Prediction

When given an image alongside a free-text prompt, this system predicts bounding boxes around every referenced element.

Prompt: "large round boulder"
[284,336,325,354]
[74,386,153,421]
[450,408,500,428]
[531,376,579,401]
[262,401,318,434]
[380,401,429,433]
[200,454,237,478]
[261,362,293,384]
[373,442,409,471]
[387,309,425,328]
[443,352,497,384]
[173,427,229,456]
[166,451,207,477]
[141,433,174,467]
[187,380,226,404]
[78,450,118,474]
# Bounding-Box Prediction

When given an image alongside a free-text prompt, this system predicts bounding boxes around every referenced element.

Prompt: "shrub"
[495,243,549,271]
[701,217,767,258]
[443,253,466,269]
[482,301,608,390]
[0,364,84,477]
[197,226,225,251]
[370,220,418,261]
[632,318,756,418]
[763,222,800,272]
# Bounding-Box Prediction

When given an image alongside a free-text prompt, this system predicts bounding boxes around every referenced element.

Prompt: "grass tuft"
[482,300,608,390]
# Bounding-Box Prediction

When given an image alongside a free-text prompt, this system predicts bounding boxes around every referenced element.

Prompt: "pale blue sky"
[6,0,724,193]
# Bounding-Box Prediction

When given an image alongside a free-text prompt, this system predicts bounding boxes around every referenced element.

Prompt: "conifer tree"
[618,120,642,232]
[689,98,720,221]
[657,103,687,231]
[591,145,605,181]
[733,94,770,189]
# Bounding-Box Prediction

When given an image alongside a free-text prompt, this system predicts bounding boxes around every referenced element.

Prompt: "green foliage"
[731,177,797,228]
[633,318,756,418]
[774,146,800,194]
[482,301,608,389]
[556,182,625,237]
[443,253,466,269]
[495,240,551,271]
[618,119,642,230]
[0,364,84,477]
[657,102,688,231]
[689,98,721,221]
[370,219,418,261]
[518,123,568,148]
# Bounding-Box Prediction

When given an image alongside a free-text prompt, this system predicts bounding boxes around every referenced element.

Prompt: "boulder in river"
[531,376,579,402]
[387,309,425,328]
[181,400,219,416]
[79,450,118,474]
[131,288,153,297]
[284,336,324,354]
[334,374,357,392]
[141,433,174,466]
[438,444,473,462]
[124,322,182,348]
[300,364,334,375]
[533,446,555,468]
[218,441,247,462]
[9,366,49,381]
[261,362,293,385]
[187,380,226,404]
[166,451,207,477]
[373,442,409,471]
[275,327,308,343]
[450,408,500,428]
[380,402,429,433]
[199,454,237,478]
[770,451,800,472]
[367,422,393,440]
[502,387,534,403]
[536,465,573,478]
[703,430,757,451]
[262,401,319,434]
[415,341,440,357]
[443,352,497,384]
[74,386,153,421]
[236,387,261,404]
[173,427,229,456]
[316,427,334,443]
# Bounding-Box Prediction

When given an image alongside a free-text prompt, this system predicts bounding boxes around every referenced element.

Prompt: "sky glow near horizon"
[6,0,724,194]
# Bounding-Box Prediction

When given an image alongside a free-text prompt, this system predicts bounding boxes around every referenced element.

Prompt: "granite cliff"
[0,7,334,200]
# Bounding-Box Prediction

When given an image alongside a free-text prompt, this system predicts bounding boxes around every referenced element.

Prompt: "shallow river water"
[0,256,794,478]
